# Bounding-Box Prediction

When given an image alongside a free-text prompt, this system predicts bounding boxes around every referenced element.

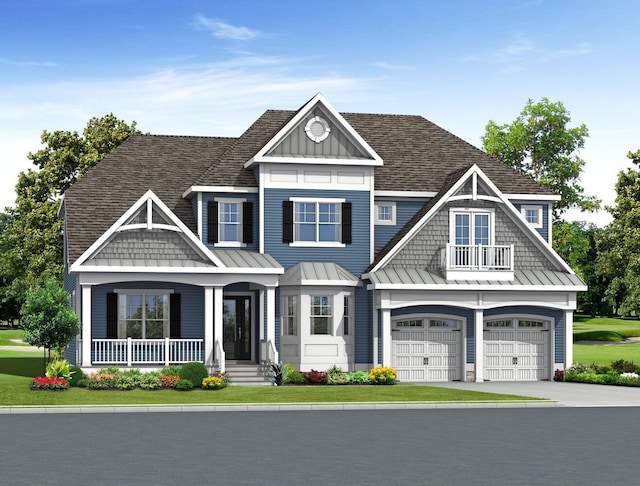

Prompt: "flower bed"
[30,376,69,391]
[559,360,640,387]
[268,364,398,386]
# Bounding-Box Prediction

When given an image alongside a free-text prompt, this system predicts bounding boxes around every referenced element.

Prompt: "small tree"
[21,279,79,367]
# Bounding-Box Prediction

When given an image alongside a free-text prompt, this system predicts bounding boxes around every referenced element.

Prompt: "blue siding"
[201,192,259,251]
[354,286,372,364]
[264,188,370,275]
[374,199,426,249]
[391,305,475,363]
[513,203,550,242]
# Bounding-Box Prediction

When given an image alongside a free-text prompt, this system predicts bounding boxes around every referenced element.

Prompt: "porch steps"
[225,361,272,387]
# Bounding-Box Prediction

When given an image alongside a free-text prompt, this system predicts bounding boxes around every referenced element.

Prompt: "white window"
[395,319,423,328]
[282,295,298,336]
[294,201,340,243]
[310,295,332,335]
[374,202,396,225]
[118,293,169,339]
[219,202,241,242]
[521,205,543,228]
[450,209,494,267]
[343,295,352,335]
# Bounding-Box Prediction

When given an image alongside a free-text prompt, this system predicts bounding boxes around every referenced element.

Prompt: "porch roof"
[367,267,586,290]
[212,250,283,271]
[280,262,359,286]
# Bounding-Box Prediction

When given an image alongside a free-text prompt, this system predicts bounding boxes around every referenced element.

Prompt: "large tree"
[0,114,139,306]
[482,97,599,219]
[596,149,640,316]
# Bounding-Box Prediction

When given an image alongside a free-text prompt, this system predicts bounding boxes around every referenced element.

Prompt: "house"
[61,93,585,382]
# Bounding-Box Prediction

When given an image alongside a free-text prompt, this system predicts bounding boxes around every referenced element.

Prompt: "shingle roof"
[64,106,553,265]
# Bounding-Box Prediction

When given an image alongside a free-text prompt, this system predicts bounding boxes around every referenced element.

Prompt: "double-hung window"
[282,295,298,336]
[207,199,253,246]
[219,202,241,242]
[310,296,332,335]
[118,293,169,339]
[283,199,351,245]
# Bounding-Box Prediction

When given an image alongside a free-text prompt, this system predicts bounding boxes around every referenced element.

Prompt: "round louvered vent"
[304,116,331,143]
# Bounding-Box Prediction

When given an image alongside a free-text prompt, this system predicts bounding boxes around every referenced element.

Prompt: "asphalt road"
[2,408,637,486]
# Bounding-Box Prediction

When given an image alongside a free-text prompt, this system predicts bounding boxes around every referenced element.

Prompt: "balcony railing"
[442,244,514,281]
[91,338,204,366]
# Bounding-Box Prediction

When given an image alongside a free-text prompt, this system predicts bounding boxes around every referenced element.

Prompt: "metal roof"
[212,250,283,271]
[280,262,359,286]
[367,268,586,290]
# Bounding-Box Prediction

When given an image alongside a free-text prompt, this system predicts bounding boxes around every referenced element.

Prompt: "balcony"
[442,244,514,281]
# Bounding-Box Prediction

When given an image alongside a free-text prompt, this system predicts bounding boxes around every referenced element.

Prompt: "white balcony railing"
[92,338,204,366]
[442,244,514,281]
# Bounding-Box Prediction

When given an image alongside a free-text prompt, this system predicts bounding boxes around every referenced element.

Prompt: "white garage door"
[392,318,462,382]
[484,319,550,381]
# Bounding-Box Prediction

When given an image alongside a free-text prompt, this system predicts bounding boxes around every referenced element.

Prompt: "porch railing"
[261,339,278,365]
[214,338,225,373]
[92,338,203,366]
[444,244,514,271]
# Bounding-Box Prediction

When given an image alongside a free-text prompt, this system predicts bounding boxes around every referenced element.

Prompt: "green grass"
[0,351,537,407]
[0,328,27,346]
[574,316,640,341]
[574,343,640,365]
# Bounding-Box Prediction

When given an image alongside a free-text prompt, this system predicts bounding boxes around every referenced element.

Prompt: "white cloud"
[194,16,260,41]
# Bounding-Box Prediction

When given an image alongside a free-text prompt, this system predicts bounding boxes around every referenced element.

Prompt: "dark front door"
[223,296,251,360]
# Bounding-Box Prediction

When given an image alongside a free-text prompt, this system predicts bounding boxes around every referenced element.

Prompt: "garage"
[391,317,462,382]
[483,318,550,381]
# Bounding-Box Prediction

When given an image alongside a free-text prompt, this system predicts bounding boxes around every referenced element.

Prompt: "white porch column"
[81,285,92,368]
[564,310,574,369]
[266,286,277,361]
[372,299,379,367]
[204,286,214,368]
[381,307,391,367]
[258,288,265,342]
[474,309,484,382]
[213,286,224,371]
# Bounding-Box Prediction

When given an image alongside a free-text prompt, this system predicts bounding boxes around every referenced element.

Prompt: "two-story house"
[61,93,585,382]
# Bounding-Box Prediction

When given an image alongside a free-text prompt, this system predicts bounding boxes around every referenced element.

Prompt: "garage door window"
[486,319,513,328]
[518,320,545,328]
[396,319,423,328]
[429,319,458,329]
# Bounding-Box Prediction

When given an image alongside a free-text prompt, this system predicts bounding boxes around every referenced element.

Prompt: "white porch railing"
[261,339,279,365]
[444,244,514,271]
[92,338,204,366]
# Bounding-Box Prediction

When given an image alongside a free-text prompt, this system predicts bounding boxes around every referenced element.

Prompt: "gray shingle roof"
[64,106,553,265]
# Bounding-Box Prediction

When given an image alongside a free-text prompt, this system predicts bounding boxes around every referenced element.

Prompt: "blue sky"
[2,0,638,226]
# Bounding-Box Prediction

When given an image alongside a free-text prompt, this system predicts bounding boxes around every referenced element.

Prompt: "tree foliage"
[596,149,640,316]
[0,114,139,307]
[482,98,599,219]
[21,278,79,353]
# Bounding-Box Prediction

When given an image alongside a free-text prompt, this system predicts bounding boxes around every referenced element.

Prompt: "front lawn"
[574,316,640,342]
[573,343,640,365]
[0,328,27,346]
[0,351,538,407]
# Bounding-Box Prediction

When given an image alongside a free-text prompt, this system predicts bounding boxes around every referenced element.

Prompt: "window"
[374,202,396,225]
[118,293,169,339]
[429,319,458,329]
[283,295,298,336]
[452,210,492,246]
[283,199,351,245]
[486,320,513,328]
[207,200,253,245]
[521,205,543,228]
[343,296,351,335]
[518,320,545,328]
[310,296,332,335]
[395,319,423,328]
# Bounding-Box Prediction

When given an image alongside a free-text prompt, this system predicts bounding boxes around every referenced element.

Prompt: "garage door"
[484,319,550,381]
[392,318,462,382]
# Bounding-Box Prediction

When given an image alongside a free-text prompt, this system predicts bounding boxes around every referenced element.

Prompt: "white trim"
[374,190,436,198]
[374,201,396,225]
[71,190,224,272]
[521,205,544,228]
[113,288,174,295]
[368,282,586,292]
[197,192,203,239]
[304,116,331,143]
[289,196,346,204]
[182,186,258,198]
[289,242,346,248]
[72,265,284,275]
[259,168,265,253]
[214,197,247,247]
[246,93,383,168]
[289,197,345,246]
[504,193,560,201]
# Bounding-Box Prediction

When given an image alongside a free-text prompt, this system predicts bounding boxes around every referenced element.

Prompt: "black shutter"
[170,293,181,338]
[207,201,218,243]
[341,202,352,244]
[106,292,118,338]
[282,201,294,243]
[242,202,254,244]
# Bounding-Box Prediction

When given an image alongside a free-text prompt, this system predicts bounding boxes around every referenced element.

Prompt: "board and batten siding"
[374,199,427,249]
[201,192,259,251]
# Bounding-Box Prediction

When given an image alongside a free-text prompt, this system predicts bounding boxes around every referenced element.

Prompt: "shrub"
[284,368,305,385]
[45,359,73,380]
[85,370,121,390]
[553,369,564,382]
[115,374,138,390]
[326,365,349,385]
[303,369,328,385]
[175,379,194,391]
[202,373,230,390]
[179,362,208,388]
[30,376,69,391]
[138,373,161,390]
[267,362,289,386]
[611,359,638,374]
[369,366,397,385]
[68,366,86,387]
[159,366,182,377]
[347,371,371,384]
[159,374,180,389]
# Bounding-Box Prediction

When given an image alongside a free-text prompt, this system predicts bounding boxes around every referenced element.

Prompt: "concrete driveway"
[425,380,640,407]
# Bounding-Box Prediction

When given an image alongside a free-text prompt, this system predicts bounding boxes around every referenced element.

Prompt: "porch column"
[381,307,391,367]
[258,288,265,342]
[266,286,277,362]
[213,286,224,372]
[564,310,574,368]
[204,286,214,368]
[474,309,484,382]
[81,285,92,368]
[372,298,379,367]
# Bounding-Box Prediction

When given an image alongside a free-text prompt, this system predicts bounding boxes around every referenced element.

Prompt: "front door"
[223,296,251,360]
